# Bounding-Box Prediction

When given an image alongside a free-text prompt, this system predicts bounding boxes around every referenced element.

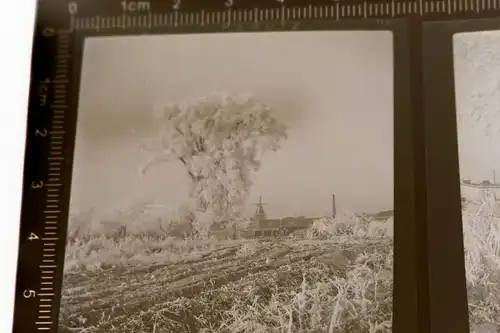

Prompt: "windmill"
[254,196,268,222]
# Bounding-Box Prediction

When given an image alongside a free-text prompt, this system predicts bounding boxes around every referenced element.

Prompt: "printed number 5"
[23,290,36,298]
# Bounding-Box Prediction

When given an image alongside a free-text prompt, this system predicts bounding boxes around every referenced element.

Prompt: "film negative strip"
[421,17,500,333]
[13,0,500,333]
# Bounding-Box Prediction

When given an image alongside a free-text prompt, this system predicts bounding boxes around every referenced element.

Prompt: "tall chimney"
[332,193,337,219]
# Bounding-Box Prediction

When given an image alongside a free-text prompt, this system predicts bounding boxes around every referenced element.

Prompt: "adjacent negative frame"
[422,17,500,333]
[53,19,418,332]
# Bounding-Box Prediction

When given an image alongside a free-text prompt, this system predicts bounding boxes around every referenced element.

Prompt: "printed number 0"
[225,0,233,7]
[68,2,78,15]
[23,290,36,298]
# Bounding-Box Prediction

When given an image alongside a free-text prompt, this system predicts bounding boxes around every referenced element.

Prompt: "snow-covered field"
[58,204,499,333]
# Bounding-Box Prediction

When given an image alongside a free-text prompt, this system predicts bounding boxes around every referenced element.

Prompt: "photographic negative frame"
[422,17,500,333]
[70,19,417,333]
[15,14,420,333]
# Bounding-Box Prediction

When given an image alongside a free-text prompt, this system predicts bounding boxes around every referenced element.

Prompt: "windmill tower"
[254,196,268,227]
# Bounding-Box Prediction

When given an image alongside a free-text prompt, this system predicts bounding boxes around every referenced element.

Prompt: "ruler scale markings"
[35,1,500,32]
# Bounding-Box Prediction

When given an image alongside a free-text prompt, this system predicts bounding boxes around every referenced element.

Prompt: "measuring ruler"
[70,0,500,30]
[12,0,500,332]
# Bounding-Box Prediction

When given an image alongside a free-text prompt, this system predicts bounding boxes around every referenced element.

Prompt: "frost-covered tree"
[453,32,500,136]
[138,93,287,237]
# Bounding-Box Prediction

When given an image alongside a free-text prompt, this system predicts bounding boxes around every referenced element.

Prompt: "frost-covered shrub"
[306,212,393,240]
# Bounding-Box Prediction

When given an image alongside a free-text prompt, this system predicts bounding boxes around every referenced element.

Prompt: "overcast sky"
[70,31,394,218]
[454,30,500,184]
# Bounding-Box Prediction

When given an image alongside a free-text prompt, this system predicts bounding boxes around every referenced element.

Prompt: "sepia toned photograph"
[59,31,394,333]
[453,30,500,333]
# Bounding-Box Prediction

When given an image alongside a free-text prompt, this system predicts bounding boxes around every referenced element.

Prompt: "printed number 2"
[35,129,48,137]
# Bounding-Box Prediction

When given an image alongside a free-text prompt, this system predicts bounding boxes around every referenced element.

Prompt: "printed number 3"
[31,181,44,189]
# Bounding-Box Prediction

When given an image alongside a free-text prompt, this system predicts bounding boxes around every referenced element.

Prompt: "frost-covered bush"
[306,212,393,240]
[462,201,500,329]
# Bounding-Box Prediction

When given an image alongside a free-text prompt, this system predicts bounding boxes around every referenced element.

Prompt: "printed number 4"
[28,233,39,241]
[35,129,48,137]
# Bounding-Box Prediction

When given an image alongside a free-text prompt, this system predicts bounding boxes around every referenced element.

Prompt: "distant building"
[371,210,393,220]
[460,177,500,203]
[248,195,335,237]
[211,193,394,239]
